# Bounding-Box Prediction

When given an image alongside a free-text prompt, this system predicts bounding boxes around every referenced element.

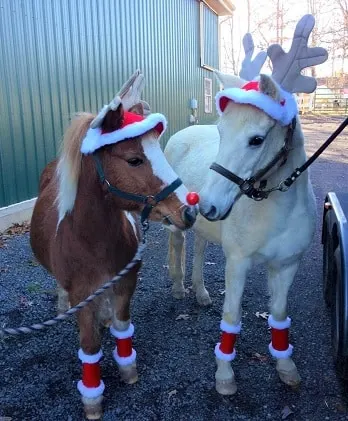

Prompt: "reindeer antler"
[90,70,149,128]
[239,33,267,81]
[267,14,328,94]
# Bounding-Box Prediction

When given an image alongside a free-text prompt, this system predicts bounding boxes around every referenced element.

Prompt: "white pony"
[165,15,328,394]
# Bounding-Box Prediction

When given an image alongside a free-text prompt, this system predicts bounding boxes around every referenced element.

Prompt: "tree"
[220,15,242,75]
[219,0,348,79]
[334,0,348,73]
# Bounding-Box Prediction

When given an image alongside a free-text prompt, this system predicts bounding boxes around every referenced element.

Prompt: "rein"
[93,154,183,225]
[210,117,348,201]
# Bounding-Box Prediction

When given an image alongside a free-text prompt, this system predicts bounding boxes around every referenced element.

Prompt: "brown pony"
[30,72,197,419]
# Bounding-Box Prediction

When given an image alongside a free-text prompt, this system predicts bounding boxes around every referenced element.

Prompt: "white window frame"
[204,77,213,113]
[199,1,234,71]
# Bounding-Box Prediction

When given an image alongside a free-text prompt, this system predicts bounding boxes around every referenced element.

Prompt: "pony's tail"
[56,113,95,225]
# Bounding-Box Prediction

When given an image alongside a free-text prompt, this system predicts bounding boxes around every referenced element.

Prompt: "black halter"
[93,154,183,227]
[210,117,348,201]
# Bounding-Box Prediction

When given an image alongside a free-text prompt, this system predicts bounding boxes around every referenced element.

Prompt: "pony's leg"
[99,295,113,328]
[267,262,301,387]
[191,233,212,306]
[110,272,138,385]
[71,291,104,421]
[57,285,69,314]
[215,258,251,395]
[168,230,186,299]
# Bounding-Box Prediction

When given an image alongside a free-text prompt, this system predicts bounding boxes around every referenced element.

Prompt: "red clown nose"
[186,192,200,206]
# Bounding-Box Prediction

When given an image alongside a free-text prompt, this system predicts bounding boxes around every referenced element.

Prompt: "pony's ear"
[140,100,151,116]
[214,70,246,89]
[128,100,151,117]
[259,74,281,101]
[128,102,144,115]
[100,103,124,133]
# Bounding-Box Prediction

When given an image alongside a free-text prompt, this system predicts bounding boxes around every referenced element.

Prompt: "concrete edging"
[0,197,37,232]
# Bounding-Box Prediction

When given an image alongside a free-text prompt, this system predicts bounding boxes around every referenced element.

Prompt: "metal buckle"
[278,181,290,192]
[240,179,253,194]
[144,195,157,207]
[141,220,150,244]
[251,190,266,201]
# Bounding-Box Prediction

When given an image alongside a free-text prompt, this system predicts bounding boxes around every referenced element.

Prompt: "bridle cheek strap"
[92,154,182,223]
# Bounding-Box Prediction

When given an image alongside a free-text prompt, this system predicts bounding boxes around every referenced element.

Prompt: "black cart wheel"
[323,219,334,307]
[331,247,348,380]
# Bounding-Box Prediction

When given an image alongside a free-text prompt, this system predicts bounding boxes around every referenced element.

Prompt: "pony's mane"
[56,112,95,226]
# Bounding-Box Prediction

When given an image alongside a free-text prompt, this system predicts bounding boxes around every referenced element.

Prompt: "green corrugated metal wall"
[0,0,219,207]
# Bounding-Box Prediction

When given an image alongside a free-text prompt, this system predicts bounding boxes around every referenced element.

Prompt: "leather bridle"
[93,154,183,229]
[210,118,297,201]
[210,116,348,202]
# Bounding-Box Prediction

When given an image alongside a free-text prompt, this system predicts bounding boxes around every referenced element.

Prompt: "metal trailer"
[322,192,348,379]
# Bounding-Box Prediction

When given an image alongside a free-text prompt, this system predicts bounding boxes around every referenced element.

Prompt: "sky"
[219,0,346,78]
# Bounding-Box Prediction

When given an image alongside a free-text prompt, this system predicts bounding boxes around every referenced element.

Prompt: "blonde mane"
[56,113,95,225]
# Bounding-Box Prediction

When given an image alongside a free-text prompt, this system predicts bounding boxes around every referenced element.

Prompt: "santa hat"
[81,111,167,154]
[215,79,298,127]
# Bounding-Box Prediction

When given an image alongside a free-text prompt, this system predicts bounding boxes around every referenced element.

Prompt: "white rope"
[0,243,145,338]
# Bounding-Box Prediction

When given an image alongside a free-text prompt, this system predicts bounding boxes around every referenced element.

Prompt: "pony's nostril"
[209,206,217,218]
[183,207,197,227]
[201,205,219,221]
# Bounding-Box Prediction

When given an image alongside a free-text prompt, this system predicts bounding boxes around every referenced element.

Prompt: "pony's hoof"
[172,287,186,300]
[196,289,212,306]
[82,396,103,420]
[119,362,138,385]
[278,369,301,388]
[276,359,301,388]
[215,378,237,395]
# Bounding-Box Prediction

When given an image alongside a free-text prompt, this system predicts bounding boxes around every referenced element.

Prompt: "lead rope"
[278,116,348,190]
[0,221,149,338]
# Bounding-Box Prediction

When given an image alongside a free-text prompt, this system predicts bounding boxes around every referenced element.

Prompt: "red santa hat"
[215,79,298,127]
[81,111,167,154]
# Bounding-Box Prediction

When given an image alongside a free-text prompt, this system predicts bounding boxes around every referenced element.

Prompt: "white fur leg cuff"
[77,380,105,399]
[214,343,236,361]
[78,348,103,364]
[269,343,293,359]
[220,319,241,334]
[268,315,291,330]
[110,323,135,339]
[113,348,137,366]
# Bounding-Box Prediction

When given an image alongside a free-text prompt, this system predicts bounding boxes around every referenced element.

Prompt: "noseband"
[210,118,297,201]
[92,154,183,226]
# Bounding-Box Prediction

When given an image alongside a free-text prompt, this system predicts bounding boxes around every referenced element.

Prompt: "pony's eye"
[127,158,144,167]
[249,136,265,147]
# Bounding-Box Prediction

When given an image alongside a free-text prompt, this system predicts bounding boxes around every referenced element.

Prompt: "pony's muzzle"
[182,206,197,228]
[200,200,235,221]
[200,204,219,221]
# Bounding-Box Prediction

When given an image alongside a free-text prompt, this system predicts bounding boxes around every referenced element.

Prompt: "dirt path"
[0,115,347,421]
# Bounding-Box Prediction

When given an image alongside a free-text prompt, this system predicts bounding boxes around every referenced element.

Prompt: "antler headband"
[268,14,328,94]
[216,15,328,126]
[81,70,166,154]
[90,70,151,129]
[239,33,267,81]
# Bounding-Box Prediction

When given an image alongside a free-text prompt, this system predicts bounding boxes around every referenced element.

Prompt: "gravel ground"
[0,115,348,421]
